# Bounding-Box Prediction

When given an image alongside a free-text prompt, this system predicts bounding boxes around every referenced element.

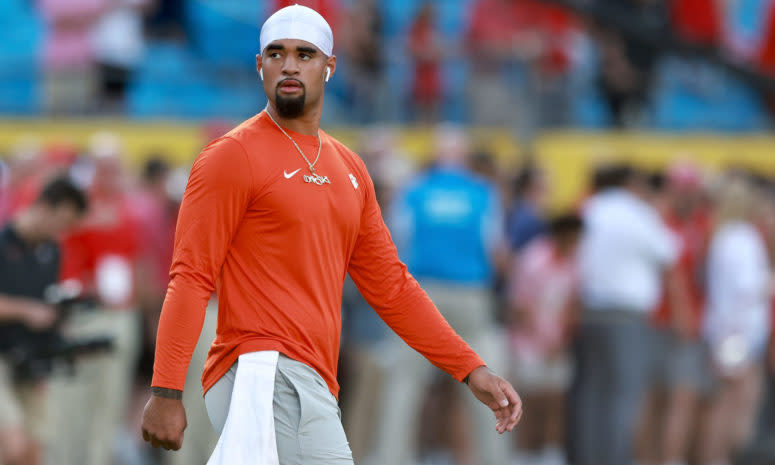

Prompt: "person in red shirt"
[758,2,775,77]
[409,2,443,123]
[636,163,711,465]
[128,158,178,339]
[141,5,522,464]
[46,133,144,465]
[670,0,721,47]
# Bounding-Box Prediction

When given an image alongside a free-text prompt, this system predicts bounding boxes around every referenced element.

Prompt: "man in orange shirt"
[141,5,522,464]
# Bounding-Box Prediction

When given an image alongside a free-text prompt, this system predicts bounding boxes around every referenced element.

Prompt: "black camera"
[0,282,114,382]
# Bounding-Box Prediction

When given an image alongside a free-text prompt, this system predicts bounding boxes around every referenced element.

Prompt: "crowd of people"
[0,133,182,465]
[3,0,773,129]
[0,126,774,465]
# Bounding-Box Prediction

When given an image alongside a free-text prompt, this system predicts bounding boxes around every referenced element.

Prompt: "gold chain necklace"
[265,109,322,174]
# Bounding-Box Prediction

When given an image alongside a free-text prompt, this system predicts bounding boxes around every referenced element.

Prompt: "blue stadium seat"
[724,0,769,52]
[570,90,611,129]
[129,38,267,120]
[186,0,261,69]
[0,74,41,115]
[0,0,42,114]
[379,0,418,40]
[652,56,769,131]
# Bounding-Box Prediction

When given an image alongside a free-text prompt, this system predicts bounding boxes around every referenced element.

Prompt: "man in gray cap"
[141,5,522,464]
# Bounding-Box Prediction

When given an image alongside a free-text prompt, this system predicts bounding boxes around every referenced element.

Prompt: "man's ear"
[256,54,263,80]
[325,55,337,81]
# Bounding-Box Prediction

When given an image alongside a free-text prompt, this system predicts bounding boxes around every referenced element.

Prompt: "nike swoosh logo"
[284,168,301,179]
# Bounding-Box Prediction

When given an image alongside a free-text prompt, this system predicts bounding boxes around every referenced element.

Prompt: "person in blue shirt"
[368,125,511,465]
[506,165,548,251]
[390,162,502,286]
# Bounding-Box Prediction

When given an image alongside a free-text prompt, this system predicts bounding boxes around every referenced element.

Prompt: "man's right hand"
[466,366,522,433]
[20,302,57,330]
[141,394,187,450]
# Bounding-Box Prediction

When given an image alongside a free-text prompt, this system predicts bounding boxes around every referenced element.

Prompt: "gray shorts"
[650,328,710,393]
[204,351,353,465]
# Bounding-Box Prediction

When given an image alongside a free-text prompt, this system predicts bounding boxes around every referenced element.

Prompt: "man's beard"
[275,90,306,118]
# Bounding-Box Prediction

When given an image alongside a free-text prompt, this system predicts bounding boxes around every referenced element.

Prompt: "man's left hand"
[466,366,522,434]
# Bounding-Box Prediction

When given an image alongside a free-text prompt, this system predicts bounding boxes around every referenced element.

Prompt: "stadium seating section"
[0,0,771,130]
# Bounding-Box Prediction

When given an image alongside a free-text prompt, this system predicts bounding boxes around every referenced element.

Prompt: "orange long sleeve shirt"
[151,112,485,397]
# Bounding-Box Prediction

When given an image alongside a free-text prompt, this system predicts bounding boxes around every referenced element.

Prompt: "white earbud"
[325,67,330,82]
[259,68,264,81]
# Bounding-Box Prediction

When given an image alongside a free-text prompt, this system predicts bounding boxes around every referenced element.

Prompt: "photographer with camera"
[0,177,87,465]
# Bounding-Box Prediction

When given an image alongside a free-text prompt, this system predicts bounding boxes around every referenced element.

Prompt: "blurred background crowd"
[2,0,775,131]
[2,1,775,465]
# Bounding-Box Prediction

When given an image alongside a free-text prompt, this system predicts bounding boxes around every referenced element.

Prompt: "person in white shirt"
[697,176,772,465]
[91,0,150,111]
[568,164,679,465]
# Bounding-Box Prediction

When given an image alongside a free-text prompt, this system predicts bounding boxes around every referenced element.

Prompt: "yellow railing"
[1,119,774,209]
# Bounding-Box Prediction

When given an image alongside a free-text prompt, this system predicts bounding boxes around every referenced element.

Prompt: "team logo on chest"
[303,173,331,185]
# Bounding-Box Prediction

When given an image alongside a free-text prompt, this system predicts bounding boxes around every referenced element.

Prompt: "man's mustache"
[277,79,305,90]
